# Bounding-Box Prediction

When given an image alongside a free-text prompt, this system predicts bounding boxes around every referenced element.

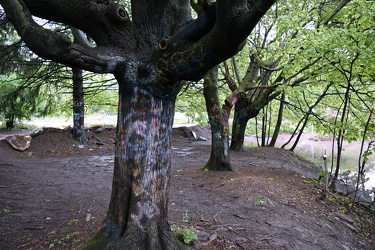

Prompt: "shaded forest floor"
[0,125,374,250]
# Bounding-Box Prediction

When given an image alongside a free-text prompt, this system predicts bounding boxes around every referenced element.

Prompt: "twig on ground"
[87,199,95,212]
[213,209,223,224]
[236,241,246,250]
[194,211,209,222]
[24,226,44,230]
[233,213,245,219]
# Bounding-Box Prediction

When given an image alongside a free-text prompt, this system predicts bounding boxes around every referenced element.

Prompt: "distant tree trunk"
[268,94,285,147]
[331,88,349,191]
[202,67,232,171]
[261,107,267,147]
[6,113,15,130]
[285,83,332,151]
[351,110,374,210]
[331,130,345,191]
[230,98,250,151]
[289,113,310,151]
[72,67,88,144]
[230,85,280,151]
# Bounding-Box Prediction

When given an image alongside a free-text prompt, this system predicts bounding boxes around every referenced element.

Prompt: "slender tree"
[0,0,276,248]
[71,67,88,142]
[71,28,95,143]
[202,66,232,171]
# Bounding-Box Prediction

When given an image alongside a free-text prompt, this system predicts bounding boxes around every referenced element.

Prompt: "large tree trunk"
[72,67,88,144]
[230,98,250,151]
[83,82,181,249]
[202,67,232,171]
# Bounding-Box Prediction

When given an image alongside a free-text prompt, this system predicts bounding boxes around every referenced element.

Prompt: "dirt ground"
[0,125,374,250]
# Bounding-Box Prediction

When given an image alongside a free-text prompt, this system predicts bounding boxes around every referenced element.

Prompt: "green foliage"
[266,0,375,143]
[0,73,54,126]
[0,14,118,127]
[171,212,200,245]
[176,82,208,125]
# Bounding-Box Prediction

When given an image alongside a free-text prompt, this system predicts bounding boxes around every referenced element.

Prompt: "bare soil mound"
[0,126,374,250]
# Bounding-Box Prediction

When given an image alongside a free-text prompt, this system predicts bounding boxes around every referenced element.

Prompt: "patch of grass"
[68,219,79,225]
[255,197,266,206]
[171,225,199,245]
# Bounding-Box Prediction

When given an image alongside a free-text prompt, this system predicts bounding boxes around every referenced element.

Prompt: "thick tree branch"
[22,0,133,47]
[71,28,95,48]
[0,0,125,73]
[215,0,276,57]
[156,0,276,82]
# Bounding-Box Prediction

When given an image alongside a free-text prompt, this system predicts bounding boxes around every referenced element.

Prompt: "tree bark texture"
[83,81,181,249]
[202,67,232,171]
[72,68,88,143]
[0,0,276,248]
[268,93,285,147]
[230,98,250,151]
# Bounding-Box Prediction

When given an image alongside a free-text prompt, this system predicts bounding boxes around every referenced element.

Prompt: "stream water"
[294,139,375,190]
[244,133,375,191]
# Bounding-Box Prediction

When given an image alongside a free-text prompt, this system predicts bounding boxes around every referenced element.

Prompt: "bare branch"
[322,0,351,26]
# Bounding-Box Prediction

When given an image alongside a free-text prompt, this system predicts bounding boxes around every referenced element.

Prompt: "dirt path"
[0,127,374,249]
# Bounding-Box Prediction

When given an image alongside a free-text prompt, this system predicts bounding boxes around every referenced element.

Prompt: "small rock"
[25,152,33,157]
[197,231,210,242]
[266,199,275,207]
[209,225,229,231]
[343,222,358,234]
[85,213,92,222]
[333,212,355,224]
[357,240,368,249]
[94,127,103,133]
[198,136,208,141]
[104,125,115,130]
[341,245,350,250]
[322,223,333,233]
[230,237,248,243]
[191,131,197,140]
[30,130,43,137]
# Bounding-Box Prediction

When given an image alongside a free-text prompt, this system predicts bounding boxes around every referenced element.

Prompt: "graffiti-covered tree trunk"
[72,67,88,143]
[2,0,276,248]
[202,67,232,171]
[84,81,181,249]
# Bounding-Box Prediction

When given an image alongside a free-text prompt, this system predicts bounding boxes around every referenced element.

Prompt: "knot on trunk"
[159,38,168,50]
[118,7,128,20]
